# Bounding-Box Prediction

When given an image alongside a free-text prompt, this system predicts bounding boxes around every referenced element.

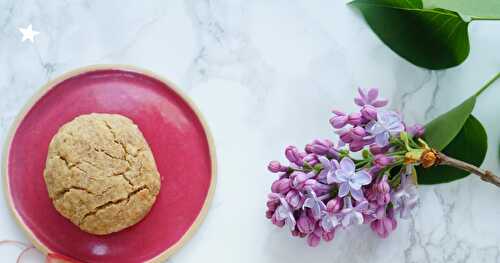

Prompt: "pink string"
[16,246,36,263]
[0,240,30,248]
[0,240,38,263]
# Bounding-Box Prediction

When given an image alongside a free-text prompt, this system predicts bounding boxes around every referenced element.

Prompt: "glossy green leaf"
[417,115,487,184]
[350,0,470,69]
[423,96,475,151]
[423,73,499,151]
[417,73,499,184]
[423,0,500,19]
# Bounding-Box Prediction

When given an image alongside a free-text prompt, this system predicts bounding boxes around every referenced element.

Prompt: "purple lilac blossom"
[334,157,372,201]
[392,166,419,219]
[302,187,327,220]
[407,123,425,138]
[366,110,404,146]
[275,198,297,231]
[297,211,315,234]
[317,156,339,184]
[320,210,340,232]
[285,190,304,210]
[370,205,397,238]
[268,160,288,173]
[340,197,368,227]
[266,87,422,246]
[354,88,388,108]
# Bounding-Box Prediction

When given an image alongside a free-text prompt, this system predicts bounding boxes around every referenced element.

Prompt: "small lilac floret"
[334,158,372,201]
[366,110,404,146]
[276,197,297,231]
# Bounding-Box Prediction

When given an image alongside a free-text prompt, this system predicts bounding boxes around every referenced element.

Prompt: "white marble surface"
[1,1,500,262]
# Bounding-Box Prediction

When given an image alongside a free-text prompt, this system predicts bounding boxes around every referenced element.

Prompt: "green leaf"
[423,96,476,151]
[423,72,500,151]
[423,0,500,19]
[418,73,498,184]
[350,0,470,69]
[417,115,487,184]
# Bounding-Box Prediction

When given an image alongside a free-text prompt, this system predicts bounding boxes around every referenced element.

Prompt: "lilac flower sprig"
[265,88,423,246]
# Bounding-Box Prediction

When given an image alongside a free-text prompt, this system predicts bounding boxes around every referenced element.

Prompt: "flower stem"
[470,17,500,21]
[437,152,500,187]
[355,159,371,168]
[387,150,406,156]
[475,72,500,97]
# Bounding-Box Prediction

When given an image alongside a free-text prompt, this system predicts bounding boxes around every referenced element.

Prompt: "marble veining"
[0,0,500,262]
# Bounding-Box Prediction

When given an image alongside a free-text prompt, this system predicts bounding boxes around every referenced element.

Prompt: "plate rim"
[2,64,217,263]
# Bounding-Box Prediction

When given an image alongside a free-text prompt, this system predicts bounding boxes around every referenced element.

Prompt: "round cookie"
[43,113,161,235]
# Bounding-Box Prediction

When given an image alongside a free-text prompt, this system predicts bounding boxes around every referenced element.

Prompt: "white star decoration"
[18,24,40,43]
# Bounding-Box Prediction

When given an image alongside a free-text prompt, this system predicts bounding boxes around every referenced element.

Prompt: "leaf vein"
[445,21,461,41]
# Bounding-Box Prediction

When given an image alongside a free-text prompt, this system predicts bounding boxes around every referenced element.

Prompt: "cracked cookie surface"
[43,113,161,235]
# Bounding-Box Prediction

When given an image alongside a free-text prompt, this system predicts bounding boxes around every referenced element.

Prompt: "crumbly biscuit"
[43,113,161,235]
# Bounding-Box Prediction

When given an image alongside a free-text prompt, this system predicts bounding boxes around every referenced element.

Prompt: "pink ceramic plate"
[3,66,216,263]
